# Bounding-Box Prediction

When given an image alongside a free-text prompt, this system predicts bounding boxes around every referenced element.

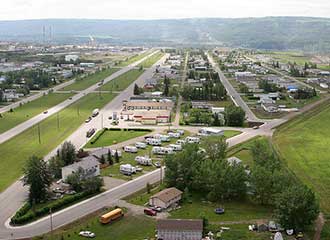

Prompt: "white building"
[65,55,79,62]
[61,156,100,182]
[199,127,224,136]
[157,219,203,240]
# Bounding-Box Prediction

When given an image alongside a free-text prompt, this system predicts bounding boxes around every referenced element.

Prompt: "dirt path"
[313,213,325,240]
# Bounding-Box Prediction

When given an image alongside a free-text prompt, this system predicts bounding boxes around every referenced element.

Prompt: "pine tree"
[114,150,120,163]
[107,149,113,165]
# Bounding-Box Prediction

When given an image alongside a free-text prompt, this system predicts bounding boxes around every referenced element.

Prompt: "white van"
[120,164,136,175]
[123,146,138,153]
[146,138,162,146]
[135,142,147,149]
[185,136,200,144]
[168,144,183,151]
[135,156,152,166]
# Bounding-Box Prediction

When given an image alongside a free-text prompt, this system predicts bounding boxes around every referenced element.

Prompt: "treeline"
[181,82,227,101]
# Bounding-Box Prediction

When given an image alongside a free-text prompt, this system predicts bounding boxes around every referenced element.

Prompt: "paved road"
[0,79,76,114]
[207,52,260,122]
[0,51,159,145]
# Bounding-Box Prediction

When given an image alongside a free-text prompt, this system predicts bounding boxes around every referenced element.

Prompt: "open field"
[34,210,155,240]
[273,100,330,213]
[223,130,241,139]
[98,69,144,91]
[117,51,152,67]
[61,68,119,91]
[265,51,311,66]
[84,129,152,148]
[0,93,117,192]
[0,93,73,134]
[138,52,165,68]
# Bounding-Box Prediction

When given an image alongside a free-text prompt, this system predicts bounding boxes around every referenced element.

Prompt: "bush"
[90,128,107,145]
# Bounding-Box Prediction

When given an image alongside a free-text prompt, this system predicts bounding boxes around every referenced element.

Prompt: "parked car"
[253,126,259,130]
[86,128,96,138]
[43,110,48,114]
[151,206,162,212]
[85,117,92,123]
[79,231,96,238]
[214,208,225,214]
[154,161,161,168]
[144,208,157,216]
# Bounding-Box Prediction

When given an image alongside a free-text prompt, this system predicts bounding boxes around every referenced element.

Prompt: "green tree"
[82,177,104,193]
[114,150,120,163]
[48,156,64,179]
[146,182,152,194]
[275,185,319,231]
[22,155,52,204]
[66,168,84,192]
[107,149,113,165]
[100,155,106,165]
[203,136,227,162]
[133,83,140,95]
[59,141,76,166]
[225,105,245,127]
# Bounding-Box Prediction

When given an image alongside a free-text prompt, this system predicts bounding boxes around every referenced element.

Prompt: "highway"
[207,52,261,122]
[0,50,159,144]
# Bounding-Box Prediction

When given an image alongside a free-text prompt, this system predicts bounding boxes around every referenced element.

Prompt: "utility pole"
[77,104,80,116]
[37,123,41,144]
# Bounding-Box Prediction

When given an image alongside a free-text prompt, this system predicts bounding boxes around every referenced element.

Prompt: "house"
[235,72,256,82]
[157,219,203,240]
[149,187,182,209]
[191,101,214,110]
[211,107,225,115]
[61,156,100,182]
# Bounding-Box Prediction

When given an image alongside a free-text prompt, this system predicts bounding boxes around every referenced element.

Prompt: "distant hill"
[0,17,329,52]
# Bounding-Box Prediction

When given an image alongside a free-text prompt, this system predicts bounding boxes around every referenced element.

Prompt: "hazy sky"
[0,0,329,20]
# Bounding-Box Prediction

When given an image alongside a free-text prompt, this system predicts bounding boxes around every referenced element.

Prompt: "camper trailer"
[120,164,136,175]
[152,147,174,155]
[168,132,181,138]
[185,136,200,144]
[168,144,182,151]
[135,156,152,166]
[154,134,170,142]
[146,138,162,146]
[135,142,147,149]
[123,146,138,153]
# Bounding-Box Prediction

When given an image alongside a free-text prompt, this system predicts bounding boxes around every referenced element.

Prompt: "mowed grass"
[0,93,73,134]
[61,68,119,91]
[223,130,241,139]
[0,93,117,192]
[273,100,330,213]
[138,52,165,68]
[169,194,272,222]
[35,210,156,240]
[117,51,152,67]
[98,69,144,91]
[84,129,151,148]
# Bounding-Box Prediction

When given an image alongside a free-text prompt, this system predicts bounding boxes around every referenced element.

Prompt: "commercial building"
[149,187,182,209]
[157,219,203,240]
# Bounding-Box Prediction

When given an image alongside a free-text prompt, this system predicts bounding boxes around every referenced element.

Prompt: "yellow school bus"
[99,208,124,224]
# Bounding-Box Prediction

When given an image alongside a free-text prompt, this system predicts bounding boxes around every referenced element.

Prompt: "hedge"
[11,190,98,225]
[90,128,107,145]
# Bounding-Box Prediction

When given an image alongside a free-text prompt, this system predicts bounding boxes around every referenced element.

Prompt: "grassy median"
[138,51,164,68]
[61,68,119,91]
[0,92,117,192]
[0,93,73,134]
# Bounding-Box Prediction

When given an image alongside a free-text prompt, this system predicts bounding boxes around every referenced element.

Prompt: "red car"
[144,208,157,216]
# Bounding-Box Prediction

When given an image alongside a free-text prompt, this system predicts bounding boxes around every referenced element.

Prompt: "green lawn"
[223,130,241,139]
[98,69,144,91]
[169,194,272,222]
[61,68,119,91]
[35,210,156,240]
[0,93,73,134]
[273,100,330,213]
[0,93,117,192]
[138,52,165,68]
[117,51,152,67]
[84,129,152,148]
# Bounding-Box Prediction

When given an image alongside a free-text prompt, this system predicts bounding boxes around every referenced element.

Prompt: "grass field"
[0,93,117,192]
[84,129,151,148]
[0,93,73,134]
[223,130,242,139]
[117,51,152,67]
[138,52,165,68]
[35,210,156,240]
[273,100,330,213]
[61,68,119,91]
[266,51,311,66]
[169,193,272,222]
[98,69,144,91]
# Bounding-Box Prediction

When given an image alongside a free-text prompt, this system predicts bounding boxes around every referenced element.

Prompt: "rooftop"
[157,219,203,231]
[150,187,182,203]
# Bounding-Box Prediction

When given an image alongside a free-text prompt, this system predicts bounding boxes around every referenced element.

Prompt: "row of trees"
[292,88,317,100]
[181,82,227,101]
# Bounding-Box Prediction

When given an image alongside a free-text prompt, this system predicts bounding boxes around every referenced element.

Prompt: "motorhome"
[120,164,136,175]
[123,146,138,153]
[168,144,182,151]
[185,136,200,144]
[135,156,152,166]
[135,142,147,149]
[146,138,162,146]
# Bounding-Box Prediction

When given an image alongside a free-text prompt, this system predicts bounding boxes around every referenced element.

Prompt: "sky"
[0,0,329,20]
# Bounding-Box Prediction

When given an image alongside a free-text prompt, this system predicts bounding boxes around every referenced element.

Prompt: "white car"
[79,231,96,238]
